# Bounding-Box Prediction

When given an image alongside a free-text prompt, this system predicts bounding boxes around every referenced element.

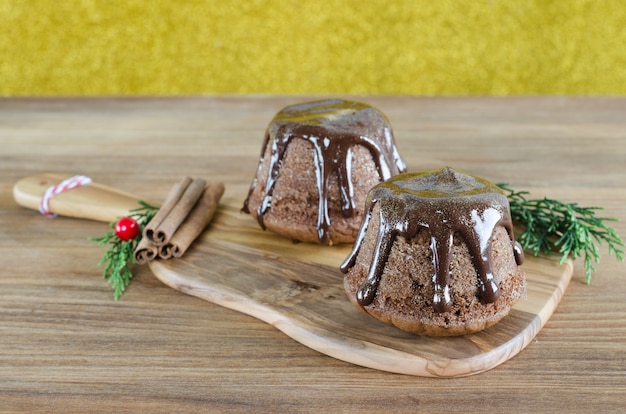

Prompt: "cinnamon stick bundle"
[134,177,224,263]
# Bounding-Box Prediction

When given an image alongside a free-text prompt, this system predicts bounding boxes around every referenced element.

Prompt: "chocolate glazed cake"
[340,167,526,336]
[242,99,406,245]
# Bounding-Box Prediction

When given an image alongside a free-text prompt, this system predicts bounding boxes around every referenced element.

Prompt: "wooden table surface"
[1,96,625,412]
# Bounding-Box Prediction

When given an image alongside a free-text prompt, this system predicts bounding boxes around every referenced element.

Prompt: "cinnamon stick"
[134,236,158,265]
[159,182,225,259]
[145,177,206,245]
[143,176,193,243]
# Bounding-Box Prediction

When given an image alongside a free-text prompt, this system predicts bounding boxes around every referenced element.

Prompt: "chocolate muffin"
[242,99,406,245]
[340,167,525,336]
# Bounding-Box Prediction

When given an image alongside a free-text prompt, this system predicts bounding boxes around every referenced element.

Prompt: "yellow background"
[2,0,625,95]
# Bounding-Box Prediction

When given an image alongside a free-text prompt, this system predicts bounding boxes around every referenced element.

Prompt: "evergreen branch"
[497,183,624,284]
[90,201,158,300]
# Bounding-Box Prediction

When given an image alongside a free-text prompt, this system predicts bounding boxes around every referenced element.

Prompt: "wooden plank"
[1,96,625,411]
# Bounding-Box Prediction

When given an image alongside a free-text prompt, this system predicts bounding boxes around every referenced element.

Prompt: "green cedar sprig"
[497,183,624,284]
[90,201,158,300]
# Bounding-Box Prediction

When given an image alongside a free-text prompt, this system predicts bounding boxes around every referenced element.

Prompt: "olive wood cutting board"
[14,174,574,378]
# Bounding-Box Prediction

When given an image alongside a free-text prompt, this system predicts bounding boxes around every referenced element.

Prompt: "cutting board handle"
[13,173,144,223]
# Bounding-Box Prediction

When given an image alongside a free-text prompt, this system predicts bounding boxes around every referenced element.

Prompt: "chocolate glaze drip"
[340,167,524,313]
[242,99,407,244]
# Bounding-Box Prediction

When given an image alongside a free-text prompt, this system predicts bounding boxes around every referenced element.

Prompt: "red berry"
[114,217,139,241]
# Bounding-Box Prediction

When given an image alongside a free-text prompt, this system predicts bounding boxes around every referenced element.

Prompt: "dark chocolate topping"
[243,99,407,244]
[340,167,524,312]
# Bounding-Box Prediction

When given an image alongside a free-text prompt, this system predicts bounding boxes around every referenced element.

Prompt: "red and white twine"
[39,175,92,217]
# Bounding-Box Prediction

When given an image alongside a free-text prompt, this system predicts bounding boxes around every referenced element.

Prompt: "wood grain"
[1,97,625,411]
